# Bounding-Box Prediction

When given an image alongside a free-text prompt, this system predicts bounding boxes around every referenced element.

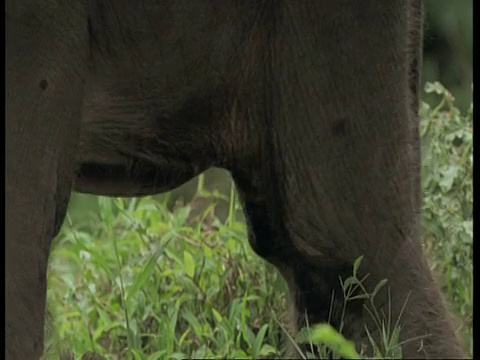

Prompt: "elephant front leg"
[6,4,89,358]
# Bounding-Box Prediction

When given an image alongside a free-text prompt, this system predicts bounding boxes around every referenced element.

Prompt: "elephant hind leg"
[232,159,465,359]
[285,262,368,358]
[232,179,366,357]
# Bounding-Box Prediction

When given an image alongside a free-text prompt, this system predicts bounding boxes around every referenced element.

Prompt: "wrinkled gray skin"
[6,0,467,359]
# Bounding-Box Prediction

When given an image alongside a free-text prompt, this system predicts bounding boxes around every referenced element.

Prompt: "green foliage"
[296,324,360,359]
[45,82,472,359]
[45,194,287,359]
[420,82,473,353]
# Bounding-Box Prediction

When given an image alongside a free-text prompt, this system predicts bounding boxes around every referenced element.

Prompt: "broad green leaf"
[252,324,269,358]
[296,324,361,359]
[259,344,278,357]
[212,308,223,323]
[183,250,195,278]
[439,165,459,192]
[425,81,447,95]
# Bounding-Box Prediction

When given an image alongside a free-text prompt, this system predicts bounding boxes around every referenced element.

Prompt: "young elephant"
[6,0,466,358]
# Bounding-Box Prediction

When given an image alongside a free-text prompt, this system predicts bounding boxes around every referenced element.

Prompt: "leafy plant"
[420,82,473,354]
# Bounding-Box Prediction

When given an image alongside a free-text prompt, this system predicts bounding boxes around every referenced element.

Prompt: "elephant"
[6,0,467,358]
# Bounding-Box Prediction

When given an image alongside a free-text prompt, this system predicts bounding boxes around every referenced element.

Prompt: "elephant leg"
[230,1,465,358]
[6,4,88,358]
[234,156,464,358]
[233,172,365,357]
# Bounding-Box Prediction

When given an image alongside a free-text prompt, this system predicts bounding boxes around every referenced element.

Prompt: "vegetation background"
[44,2,473,359]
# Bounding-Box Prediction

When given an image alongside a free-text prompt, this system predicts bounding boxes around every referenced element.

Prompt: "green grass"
[44,82,473,359]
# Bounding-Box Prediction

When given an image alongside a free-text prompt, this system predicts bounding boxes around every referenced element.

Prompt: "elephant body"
[6,0,466,358]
